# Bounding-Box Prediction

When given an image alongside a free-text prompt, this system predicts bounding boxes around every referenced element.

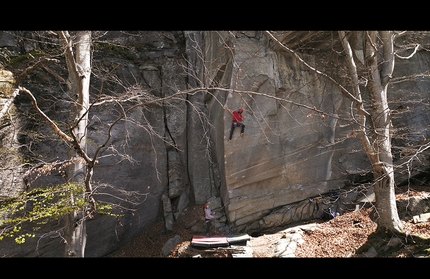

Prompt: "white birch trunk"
[59,31,92,257]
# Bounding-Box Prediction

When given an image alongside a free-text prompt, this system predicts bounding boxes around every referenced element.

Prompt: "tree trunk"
[365,31,403,233]
[338,31,403,233]
[367,83,403,233]
[59,31,92,257]
[372,160,402,232]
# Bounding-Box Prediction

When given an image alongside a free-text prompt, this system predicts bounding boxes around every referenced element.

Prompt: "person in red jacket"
[227,107,245,142]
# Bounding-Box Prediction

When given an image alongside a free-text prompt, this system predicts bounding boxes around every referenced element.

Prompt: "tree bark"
[366,31,403,232]
[361,31,402,233]
[59,31,92,257]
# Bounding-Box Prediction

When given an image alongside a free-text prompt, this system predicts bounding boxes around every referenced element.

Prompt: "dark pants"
[229,121,245,140]
[205,219,211,235]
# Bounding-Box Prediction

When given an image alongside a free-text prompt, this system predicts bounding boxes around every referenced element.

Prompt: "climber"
[204,203,215,236]
[226,107,245,142]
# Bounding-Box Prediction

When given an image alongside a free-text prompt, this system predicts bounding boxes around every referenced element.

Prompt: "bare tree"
[57,31,93,257]
[340,31,401,232]
[1,31,99,256]
[1,31,219,256]
[264,30,430,234]
[2,31,94,257]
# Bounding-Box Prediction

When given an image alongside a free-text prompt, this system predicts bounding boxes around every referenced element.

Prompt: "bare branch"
[264,31,371,119]
[58,31,80,81]
[337,31,375,161]
[380,31,395,86]
[18,86,73,143]
[40,64,67,83]
[390,70,430,84]
[15,57,61,86]
[395,43,420,59]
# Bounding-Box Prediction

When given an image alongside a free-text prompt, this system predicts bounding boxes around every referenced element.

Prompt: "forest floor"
[107,185,430,258]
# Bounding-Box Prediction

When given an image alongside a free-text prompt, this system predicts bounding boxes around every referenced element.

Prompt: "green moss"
[7,49,45,67]
[0,47,14,68]
[93,41,135,60]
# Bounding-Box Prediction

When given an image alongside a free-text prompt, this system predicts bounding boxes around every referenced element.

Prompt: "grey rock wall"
[215,32,369,230]
[218,31,430,232]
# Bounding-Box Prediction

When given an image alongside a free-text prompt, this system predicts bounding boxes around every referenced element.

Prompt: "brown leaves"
[24,158,85,187]
[296,186,430,257]
[295,208,377,257]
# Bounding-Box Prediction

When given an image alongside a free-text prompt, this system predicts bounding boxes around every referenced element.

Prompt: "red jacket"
[232,111,243,123]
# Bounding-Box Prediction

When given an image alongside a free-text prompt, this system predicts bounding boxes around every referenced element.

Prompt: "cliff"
[0,31,429,256]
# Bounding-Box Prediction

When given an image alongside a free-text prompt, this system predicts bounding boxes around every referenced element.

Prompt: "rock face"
[0,31,429,257]
[210,31,430,232]
[219,32,361,229]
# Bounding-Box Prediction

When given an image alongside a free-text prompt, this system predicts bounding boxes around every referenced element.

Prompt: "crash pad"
[226,233,250,245]
[191,233,250,248]
[191,235,229,247]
